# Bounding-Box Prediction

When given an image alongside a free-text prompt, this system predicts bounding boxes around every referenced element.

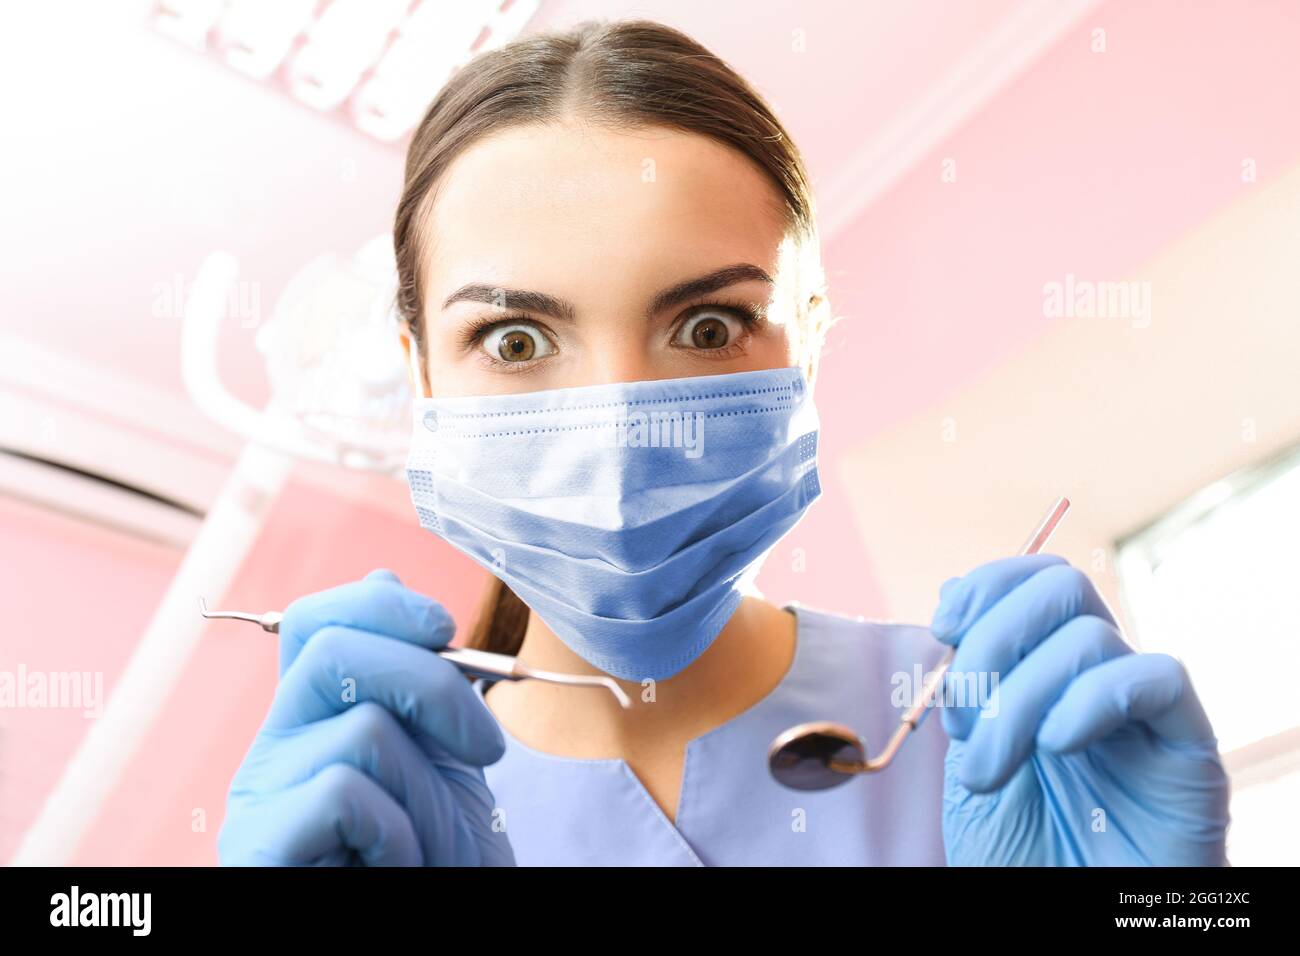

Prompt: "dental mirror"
[768,496,1071,791]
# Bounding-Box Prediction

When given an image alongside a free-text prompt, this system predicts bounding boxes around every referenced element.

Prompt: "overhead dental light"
[151,0,540,142]
[182,236,414,474]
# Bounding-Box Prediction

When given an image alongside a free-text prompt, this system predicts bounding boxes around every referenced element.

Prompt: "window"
[1116,441,1300,864]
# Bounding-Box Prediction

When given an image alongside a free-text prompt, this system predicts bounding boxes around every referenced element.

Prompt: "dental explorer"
[197,597,632,709]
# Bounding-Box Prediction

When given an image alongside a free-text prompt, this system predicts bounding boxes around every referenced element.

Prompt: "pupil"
[500,331,535,361]
[692,318,727,349]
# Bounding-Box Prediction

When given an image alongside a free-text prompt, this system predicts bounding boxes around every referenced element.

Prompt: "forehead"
[419,121,791,297]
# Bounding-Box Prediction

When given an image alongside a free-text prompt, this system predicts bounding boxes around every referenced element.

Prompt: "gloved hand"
[218,569,514,866]
[931,554,1230,866]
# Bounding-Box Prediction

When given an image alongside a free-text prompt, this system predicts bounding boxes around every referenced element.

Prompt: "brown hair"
[393,19,828,655]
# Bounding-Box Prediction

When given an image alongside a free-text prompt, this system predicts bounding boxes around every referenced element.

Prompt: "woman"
[219,20,1230,866]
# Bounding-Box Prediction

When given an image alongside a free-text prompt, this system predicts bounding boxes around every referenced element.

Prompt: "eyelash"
[460,298,766,372]
[459,313,558,375]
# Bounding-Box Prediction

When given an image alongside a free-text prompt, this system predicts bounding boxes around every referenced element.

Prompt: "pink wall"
[757,0,1300,616]
[70,477,487,865]
[0,495,181,861]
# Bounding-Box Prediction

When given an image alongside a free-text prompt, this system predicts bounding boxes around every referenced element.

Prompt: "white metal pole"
[9,440,291,865]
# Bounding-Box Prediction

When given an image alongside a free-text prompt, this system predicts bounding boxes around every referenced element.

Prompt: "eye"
[480,322,555,363]
[673,309,747,350]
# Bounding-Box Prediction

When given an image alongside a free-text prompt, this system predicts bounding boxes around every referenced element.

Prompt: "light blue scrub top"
[472,605,950,866]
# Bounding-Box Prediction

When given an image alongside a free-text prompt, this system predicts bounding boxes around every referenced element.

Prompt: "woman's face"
[409,120,807,398]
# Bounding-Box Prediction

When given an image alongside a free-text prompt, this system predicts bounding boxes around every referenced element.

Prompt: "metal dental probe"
[197,597,632,709]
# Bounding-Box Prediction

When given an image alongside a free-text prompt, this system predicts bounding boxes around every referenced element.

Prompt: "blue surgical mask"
[404,366,821,682]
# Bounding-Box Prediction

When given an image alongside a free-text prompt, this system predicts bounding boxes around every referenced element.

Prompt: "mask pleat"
[404,366,822,682]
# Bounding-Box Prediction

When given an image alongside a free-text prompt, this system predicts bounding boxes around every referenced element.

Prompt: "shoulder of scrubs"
[474,604,950,866]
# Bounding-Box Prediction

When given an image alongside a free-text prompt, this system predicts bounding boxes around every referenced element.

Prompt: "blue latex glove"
[931,554,1230,866]
[218,570,514,866]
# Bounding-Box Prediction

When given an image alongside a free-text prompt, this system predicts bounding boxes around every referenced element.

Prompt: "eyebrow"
[440,263,774,321]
